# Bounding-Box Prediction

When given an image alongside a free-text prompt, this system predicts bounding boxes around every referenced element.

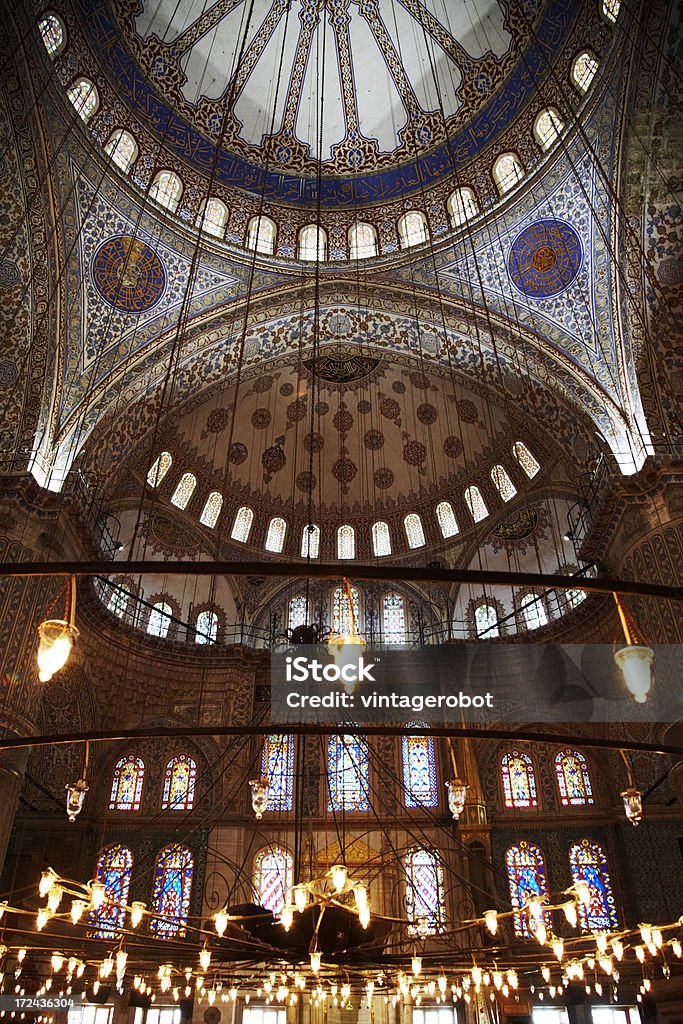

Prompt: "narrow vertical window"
[447,188,478,227]
[38,14,65,55]
[170,472,196,510]
[288,595,308,632]
[405,847,446,935]
[349,222,378,259]
[404,513,425,549]
[506,842,550,938]
[106,582,130,618]
[501,750,538,808]
[199,198,228,237]
[147,601,172,638]
[464,485,488,522]
[150,845,193,939]
[231,506,254,542]
[337,524,355,560]
[332,585,360,635]
[572,52,599,93]
[253,846,293,914]
[372,521,392,556]
[105,130,138,173]
[568,840,618,931]
[327,733,370,811]
[533,109,565,151]
[150,171,183,213]
[147,451,172,487]
[519,594,548,630]
[195,610,218,644]
[265,516,287,553]
[89,845,133,939]
[554,749,593,806]
[382,593,406,643]
[475,603,499,638]
[601,0,621,22]
[402,724,438,808]
[299,224,326,261]
[491,465,517,501]
[67,78,98,122]
[247,215,276,255]
[109,757,144,811]
[398,211,429,248]
[301,523,320,558]
[436,501,459,539]
[199,492,223,528]
[493,152,524,195]
[162,755,197,811]
[512,441,540,478]
[260,735,294,811]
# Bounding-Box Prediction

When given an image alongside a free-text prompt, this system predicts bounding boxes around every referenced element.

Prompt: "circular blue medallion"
[508,219,582,297]
[92,235,166,312]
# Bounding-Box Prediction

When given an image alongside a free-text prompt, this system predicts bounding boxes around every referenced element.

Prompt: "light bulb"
[446,779,468,820]
[331,864,347,893]
[50,954,64,973]
[36,909,50,931]
[563,902,578,927]
[553,939,564,961]
[99,957,113,979]
[366,981,375,1000]
[483,910,498,935]
[65,779,88,823]
[493,972,503,991]
[471,967,482,987]
[542,967,551,983]
[130,901,146,928]
[67,959,77,976]
[507,971,518,989]
[635,946,646,963]
[16,950,26,963]
[535,921,547,945]
[214,909,228,937]
[652,929,663,949]
[310,952,321,974]
[438,976,447,995]
[412,956,422,977]
[92,982,100,996]
[359,905,371,929]
[639,924,652,945]
[46,886,63,913]
[621,787,643,826]
[354,884,368,911]
[612,939,624,961]
[596,934,608,955]
[280,905,294,931]
[37,621,78,683]
[671,939,682,958]
[575,880,591,906]
[614,645,654,703]
[199,947,211,972]
[39,870,57,898]
[293,885,309,914]
[90,882,106,910]
[249,778,270,820]
[70,900,86,925]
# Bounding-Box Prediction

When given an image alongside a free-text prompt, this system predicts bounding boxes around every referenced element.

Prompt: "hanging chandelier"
[36,576,79,682]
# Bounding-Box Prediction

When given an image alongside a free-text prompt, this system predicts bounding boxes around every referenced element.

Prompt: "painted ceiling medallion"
[92,235,166,312]
[508,220,582,297]
[303,350,381,383]
[491,506,538,541]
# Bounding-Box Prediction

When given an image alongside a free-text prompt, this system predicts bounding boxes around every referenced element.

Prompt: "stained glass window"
[265,516,287,553]
[150,844,193,939]
[475,603,499,638]
[332,585,360,635]
[109,756,144,811]
[337,524,355,560]
[299,224,326,261]
[253,846,293,915]
[199,491,223,528]
[569,840,618,931]
[105,130,138,173]
[288,595,308,632]
[162,755,197,811]
[566,588,587,610]
[372,521,392,556]
[327,733,370,811]
[148,601,172,638]
[601,0,621,23]
[301,523,320,558]
[519,594,548,630]
[200,198,228,237]
[89,844,133,939]
[349,222,378,259]
[405,847,446,935]
[402,724,438,808]
[491,465,517,502]
[398,211,429,248]
[436,501,459,539]
[106,582,130,618]
[493,152,524,195]
[534,109,565,151]
[67,78,98,122]
[464,485,488,522]
[150,171,183,213]
[261,734,294,811]
[231,505,254,542]
[506,841,550,938]
[382,592,406,643]
[572,51,598,93]
[404,513,425,549]
[555,750,593,806]
[39,14,65,55]
[195,610,218,644]
[512,441,540,478]
[501,751,538,808]
[447,188,478,227]
[147,451,172,487]
[247,215,276,255]
[170,472,196,510]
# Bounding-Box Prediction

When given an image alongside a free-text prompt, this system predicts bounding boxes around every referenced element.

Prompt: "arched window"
[199,491,223,528]
[493,152,524,195]
[332,585,360,635]
[109,756,144,811]
[465,485,489,521]
[512,441,540,478]
[475,603,499,638]
[148,601,172,638]
[67,78,98,122]
[327,733,370,811]
[447,188,478,227]
[436,501,459,539]
[299,224,326,261]
[518,594,548,630]
[404,513,425,549]
[572,51,599,93]
[402,724,438,808]
[150,844,193,939]
[90,845,133,939]
[554,749,593,806]
[337,524,355,560]
[288,595,308,632]
[199,197,228,237]
[106,582,130,618]
[349,222,378,259]
[231,505,254,542]
[491,465,517,501]
[372,521,392,556]
[39,14,65,56]
[162,755,197,811]
[533,108,565,151]
[147,451,173,487]
[195,610,218,645]
[105,129,138,173]
[253,846,293,914]
[150,170,183,213]
[265,516,287,553]
[501,750,538,808]
[405,847,446,935]
[260,734,294,811]
[247,215,276,255]
[601,0,621,23]
[506,841,550,938]
[170,472,196,509]
[382,592,406,643]
[565,586,587,610]
[398,211,429,249]
[568,840,618,931]
[301,523,320,558]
